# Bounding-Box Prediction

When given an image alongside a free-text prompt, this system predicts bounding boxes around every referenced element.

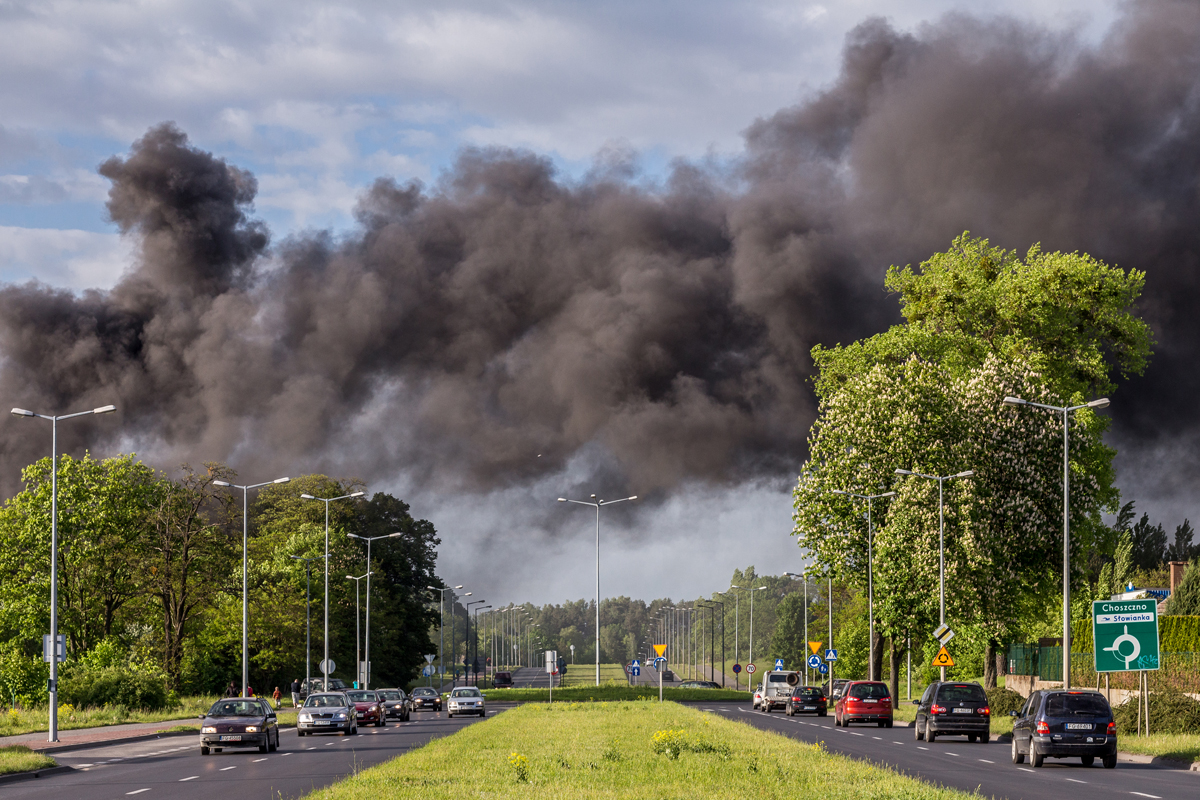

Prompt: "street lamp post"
[830,490,896,681]
[1003,394,1110,689]
[784,572,812,682]
[894,468,974,681]
[427,585,463,687]
[10,403,115,742]
[291,554,328,694]
[300,491,365,690]
[746,585,768,671]
[465,599,486,682]
[346,532,402,689]
[726,589,742,688]
[557,493,637,686]
[346,572,370,687]
[213,475,291,695]
[474,605,491,686]
[697,602,716,682]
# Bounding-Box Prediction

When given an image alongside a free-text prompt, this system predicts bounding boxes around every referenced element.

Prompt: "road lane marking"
[893,742,903,745]
[1018,768,1034,773]
[180,776,198,782]
[220,765,237,771]
[978,759,994,764]
[75,764,94,767]
[1130,794,1161,799]
[917,747,928,751]
[946,752,959,757]
[850,732,863,736]
[1066,778,1086,784]
[126,790,150,795]
[280,752,293,756]
[873,736,882,740]
[253,758,267,762]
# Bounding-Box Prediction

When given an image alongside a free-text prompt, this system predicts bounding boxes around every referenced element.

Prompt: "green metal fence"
[1007,643,1038,676]
[1009,643,1200,694]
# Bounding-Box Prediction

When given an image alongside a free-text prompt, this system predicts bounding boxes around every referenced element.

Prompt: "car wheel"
[915,720,924,741]
[201,746,210,755]
[259,740,268,753]
[1011,737,1024,764]
[968,734,977,743]
[927,725,936,743]
[979,732,989,744]
[878,721,885,728]
[1031,743,1044,768]
[885,720,893,729]
[1102,754,1117,769]
[1081,756,1094,767]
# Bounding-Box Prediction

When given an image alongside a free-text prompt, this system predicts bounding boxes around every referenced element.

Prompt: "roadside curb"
[0,765,75,785]
[1117,750,1200,772]
[29,721,296,755]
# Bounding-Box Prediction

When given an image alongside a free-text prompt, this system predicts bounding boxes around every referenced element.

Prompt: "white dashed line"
[126,790,150,795]
[1066,778,1087,784]
[873,736,882,740]
[75,763,94,768]
[280,752,293,756]
[917,746,928,751]
[945,752,960,757]
[1018,768,1034,773]
[253,757,268,762]
[978,759,994,764]
[220,765,237,771]
[893,741,903,745]
[1130,794,1161,799]
[180,776,198,782]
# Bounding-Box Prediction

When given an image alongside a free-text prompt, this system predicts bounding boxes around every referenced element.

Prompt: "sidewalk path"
[0,718,199,752]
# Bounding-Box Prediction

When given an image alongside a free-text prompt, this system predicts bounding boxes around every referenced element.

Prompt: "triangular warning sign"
[808,641,822,655]
[653,644,667,658]
[932,646,955,667]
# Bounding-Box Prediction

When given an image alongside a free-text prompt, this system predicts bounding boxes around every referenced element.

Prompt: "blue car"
[1010,690,1117,769]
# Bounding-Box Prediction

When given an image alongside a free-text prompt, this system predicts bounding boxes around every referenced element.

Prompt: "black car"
[822,678,851,701]
[199,697,280,755]
[914,681,991,743]
[377,688,412,720]
[1011,690,1117,768]
[410,686,442,711]
[786,685,827,717]
[678,680,721,689]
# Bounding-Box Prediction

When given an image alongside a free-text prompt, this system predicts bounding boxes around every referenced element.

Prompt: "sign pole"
[659,663,663,703]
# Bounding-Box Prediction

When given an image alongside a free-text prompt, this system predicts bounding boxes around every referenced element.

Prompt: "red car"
[345,689,386,726]
[834,680,893,728]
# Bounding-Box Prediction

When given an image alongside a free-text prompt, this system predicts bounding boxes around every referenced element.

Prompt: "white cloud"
[0,226,132,290]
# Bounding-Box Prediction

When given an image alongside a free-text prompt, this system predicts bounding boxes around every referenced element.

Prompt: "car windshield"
[208,700,263,717]
[767,673,792,683]
[849,683,890,699]
[938,684,987,703]
[346,691,376,702]
[1046,694,1110,717]
[451,688,482,697]
[304,694,346,708]
[412,688,435,696]
[379,691,401,700]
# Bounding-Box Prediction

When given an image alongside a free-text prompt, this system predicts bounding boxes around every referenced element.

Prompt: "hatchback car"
[296,692,358,736]
[914,681,990,742]
[786,685,828,717]
[492,671,513,688]
[200,697,279,755]
[377,688,411,720]
[835,681,893,727]
[679,680,721,689]
[447,686,486,717]
[410,686,442,711]
[1011,690,1116,768]
[752,683,764,708]
[345,689,386,726]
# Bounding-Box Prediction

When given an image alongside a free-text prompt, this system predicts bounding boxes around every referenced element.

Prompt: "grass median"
[303,700,978,800]
[0,745,56,776]
[480,683,747,702]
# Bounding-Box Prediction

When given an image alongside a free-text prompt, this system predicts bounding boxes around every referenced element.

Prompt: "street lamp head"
[213,480,231,487]
[757,586,767,590]
[454,585,464,589]
[1088,397,1111,409]
[274,477,290,484]
[10,408,34,417]
[956,470,975,478]
[349,491,365,498]
[628,495,638,501]
[894,469,912,475]
[464,592,472,596]
[425,586,439,591]
[880,491,897,498]
[831,490,848,496]
[300,493,316,499]
[346,575,356,579]
[557,498,566,502]
[93,405,116,414]
[1002,396,1027,406]
[347,533,363,540]
[386,532,403,538]
[730,584,741,589]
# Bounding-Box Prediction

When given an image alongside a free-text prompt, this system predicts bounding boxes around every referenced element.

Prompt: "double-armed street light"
[743,585,768,672]
[894,469,973,680]
[427,585,464,685]
[345,572,371,687]
[557,493,637,685]
[11,403,116,742]
[213,475,291,695]
[829,489,896,681]
[466,599,487,681]
[300,491,366,690]
[783,572,813,683]
[346,532,402,689]
[291,554,328,693]
[474,605,491,685]
[1003,394,1110,689]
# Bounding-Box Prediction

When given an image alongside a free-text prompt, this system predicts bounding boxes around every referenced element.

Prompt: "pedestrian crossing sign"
[932,646,955,667]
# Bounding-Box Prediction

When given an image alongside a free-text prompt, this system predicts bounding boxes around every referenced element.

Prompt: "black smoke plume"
[1,1,1198,516]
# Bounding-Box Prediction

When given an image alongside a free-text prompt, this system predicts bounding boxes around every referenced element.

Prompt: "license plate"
[1066,723,1091,730]
[952,707,973,714]
[219,735,241,741]
[803,706,816,710]
[315,720,333,725]
[862,699,877,703]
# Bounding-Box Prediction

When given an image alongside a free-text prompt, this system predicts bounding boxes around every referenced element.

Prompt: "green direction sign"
[1092,599,1160,673]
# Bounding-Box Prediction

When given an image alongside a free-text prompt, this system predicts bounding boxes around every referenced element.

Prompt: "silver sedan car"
[297,692,358,736]
[447,687,486,717]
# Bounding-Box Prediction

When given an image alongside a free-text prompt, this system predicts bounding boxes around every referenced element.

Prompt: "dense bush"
[1113,690,1200,735]
[59,667,170,711]
[985,687,1025,716]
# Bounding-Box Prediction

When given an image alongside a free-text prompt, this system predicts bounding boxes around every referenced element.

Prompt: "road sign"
[933,624,956,646]
[631,666,640,676]
[807,654,821,669]
[818,663,829,675]
[422,665,433,676]
[932,647,955,667]
[653,657,667,670]
[825,649,838,662]
[774,658,784,670]
[632,659,641,668]
[424,654,435,664]
[746,663,756,674]
[42,634,65,663]
[808,641,822,655]
[319,658,336,674]
[653,644,667,658]
[733,663,742,673]
[1093,599,1160,672]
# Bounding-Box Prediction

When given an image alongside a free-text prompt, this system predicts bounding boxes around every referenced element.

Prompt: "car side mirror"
[1009,710,1018,717]
[198,714,205,719]
[912,700,919,706]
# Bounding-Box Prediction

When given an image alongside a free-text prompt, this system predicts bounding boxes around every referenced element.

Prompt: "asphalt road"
[701,701,1197,800]
[8,707,502,800]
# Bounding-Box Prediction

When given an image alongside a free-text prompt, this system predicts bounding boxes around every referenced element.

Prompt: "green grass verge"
[0,745,56,776]
[481,684,748,702]
[302,700,977,800]
[1115,733,1200,764]
[0,696,219,738]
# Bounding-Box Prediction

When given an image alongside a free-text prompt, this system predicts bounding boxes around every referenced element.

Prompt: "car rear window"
[1045,694,1110,717]
[849,683,890,699]
[797,688,824,699]
[379,691,400,700]
[767,673,793,683]
[937,684,986,702]
[346,691,375,702]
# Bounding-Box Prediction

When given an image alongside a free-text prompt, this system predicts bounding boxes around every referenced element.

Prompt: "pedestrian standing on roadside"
[246,685,254,697]
[272,686,282,708]
[225,680,237,698]
[291,677,302,707]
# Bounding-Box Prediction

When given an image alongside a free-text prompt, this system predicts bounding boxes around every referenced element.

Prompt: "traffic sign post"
[652,654,668,702]
[733,663,742,674]
[746,663,756,675]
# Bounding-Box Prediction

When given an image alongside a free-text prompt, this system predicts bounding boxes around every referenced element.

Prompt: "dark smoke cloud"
[2,1,1199,516]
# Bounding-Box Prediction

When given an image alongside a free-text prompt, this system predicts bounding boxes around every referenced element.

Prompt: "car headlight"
[244,726,259,733]
[336,712,347,719]
[202,726,217,733]
[299,713,311,722]
[370,705,378,711]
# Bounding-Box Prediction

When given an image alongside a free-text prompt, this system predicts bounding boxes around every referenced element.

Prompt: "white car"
[447,687,486,717]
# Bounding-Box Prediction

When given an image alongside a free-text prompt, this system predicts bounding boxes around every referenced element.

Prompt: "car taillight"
[977,707,990,715]
[1036,720,1050,734]
[1107,722,1115,735]
[931,704,946,715]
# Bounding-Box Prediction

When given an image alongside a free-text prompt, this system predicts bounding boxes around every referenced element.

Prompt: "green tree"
[1166,561,1200,616]
[768,593,809,673]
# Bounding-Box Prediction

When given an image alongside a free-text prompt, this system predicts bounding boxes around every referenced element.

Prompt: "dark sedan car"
[377,688,411,720]
[914,681,990,743]
[786,685,827,717]
[1011,690,1116,768]
[410,686,442,711]
[200,697,279,755]
[345,689,386,726]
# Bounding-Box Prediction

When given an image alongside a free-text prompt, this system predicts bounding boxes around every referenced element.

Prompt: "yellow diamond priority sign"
[808,641,822,655]
[653,644,667,658]
[932,646,954,667]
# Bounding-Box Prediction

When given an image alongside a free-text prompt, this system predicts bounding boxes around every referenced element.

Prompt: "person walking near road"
[225,681,237,698]
[272,686,282,708]
[291,678,302,707]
